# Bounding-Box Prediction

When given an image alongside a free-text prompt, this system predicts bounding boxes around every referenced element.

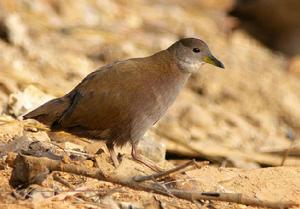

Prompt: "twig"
[133,160,196,182]
[170,191,296,209]
[6,153,298,209]
[64,149,95,158]
[152,177,176,198]
[53,172,75,189]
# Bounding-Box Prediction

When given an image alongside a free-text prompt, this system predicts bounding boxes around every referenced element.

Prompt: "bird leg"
[131,143,164,172]
[106,142,120,167]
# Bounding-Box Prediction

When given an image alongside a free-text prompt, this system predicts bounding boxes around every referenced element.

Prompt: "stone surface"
[8,85,53,117]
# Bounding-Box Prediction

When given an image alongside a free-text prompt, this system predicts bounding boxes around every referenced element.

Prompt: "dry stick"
[133,160,196,182]
[152,178,176,198]
[53,173,75,189]
[133,160,209,182]
[6,153,298,209]
[169,190,295,209]
[280,139,296,166]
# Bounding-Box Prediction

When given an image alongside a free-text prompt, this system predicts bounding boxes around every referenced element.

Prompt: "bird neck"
[151,49,191,79]
[146,50,191,95]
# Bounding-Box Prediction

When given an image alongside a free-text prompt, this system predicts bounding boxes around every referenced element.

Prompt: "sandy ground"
[0,0,300,208]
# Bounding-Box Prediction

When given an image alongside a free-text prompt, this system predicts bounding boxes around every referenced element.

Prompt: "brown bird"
[24,38,224,171]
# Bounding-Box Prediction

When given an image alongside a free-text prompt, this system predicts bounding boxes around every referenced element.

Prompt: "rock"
[7,85,54,117]
[0,116,23,143]
[81,160,94,168]
[24,131,51,142]
[0,136,32,157]
[26,141,62,160]
[2,13,31,47]
[0,133,61,160]
[62,142,85,152]
[21,184,54,200]
[138,132,166,163]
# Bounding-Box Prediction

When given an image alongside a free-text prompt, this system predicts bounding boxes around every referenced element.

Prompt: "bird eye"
[192,48,200,53]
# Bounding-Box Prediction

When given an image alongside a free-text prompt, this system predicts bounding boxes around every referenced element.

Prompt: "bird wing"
[24,58,146,131]
[23,94,73,127]
[56,59,144,131]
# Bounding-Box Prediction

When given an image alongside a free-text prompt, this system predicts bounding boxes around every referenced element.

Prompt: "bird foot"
[131,152,164,172]
[106,143,120,168]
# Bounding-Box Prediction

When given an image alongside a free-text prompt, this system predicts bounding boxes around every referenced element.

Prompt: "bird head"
[168,38,224,73]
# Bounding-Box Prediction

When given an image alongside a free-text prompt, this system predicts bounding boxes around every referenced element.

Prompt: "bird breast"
[128,66,190,127]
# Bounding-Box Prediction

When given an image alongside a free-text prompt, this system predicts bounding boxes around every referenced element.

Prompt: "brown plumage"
[24,38,224,171]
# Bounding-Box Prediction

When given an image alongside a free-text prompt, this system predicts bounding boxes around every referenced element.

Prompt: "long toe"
[132,153,164,172]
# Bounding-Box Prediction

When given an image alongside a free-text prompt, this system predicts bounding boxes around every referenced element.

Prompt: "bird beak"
[203,55,225,69]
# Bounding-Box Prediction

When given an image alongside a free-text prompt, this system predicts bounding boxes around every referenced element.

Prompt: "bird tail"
[23,96,71,127]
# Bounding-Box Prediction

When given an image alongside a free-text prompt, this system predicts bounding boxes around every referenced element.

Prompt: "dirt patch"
[0,0,300,208]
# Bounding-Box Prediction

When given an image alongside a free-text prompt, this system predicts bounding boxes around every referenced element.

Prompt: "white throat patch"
[178,60,204,73]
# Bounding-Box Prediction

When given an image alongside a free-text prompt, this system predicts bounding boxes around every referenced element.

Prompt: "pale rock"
[24,131,51,142]
[0,117,23,143]
[0,136,32,156]
[4,14,31,48]
[63,141,85,152]
[21,184,54,200]
[138,131,166,163]
[8,85,54,117]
